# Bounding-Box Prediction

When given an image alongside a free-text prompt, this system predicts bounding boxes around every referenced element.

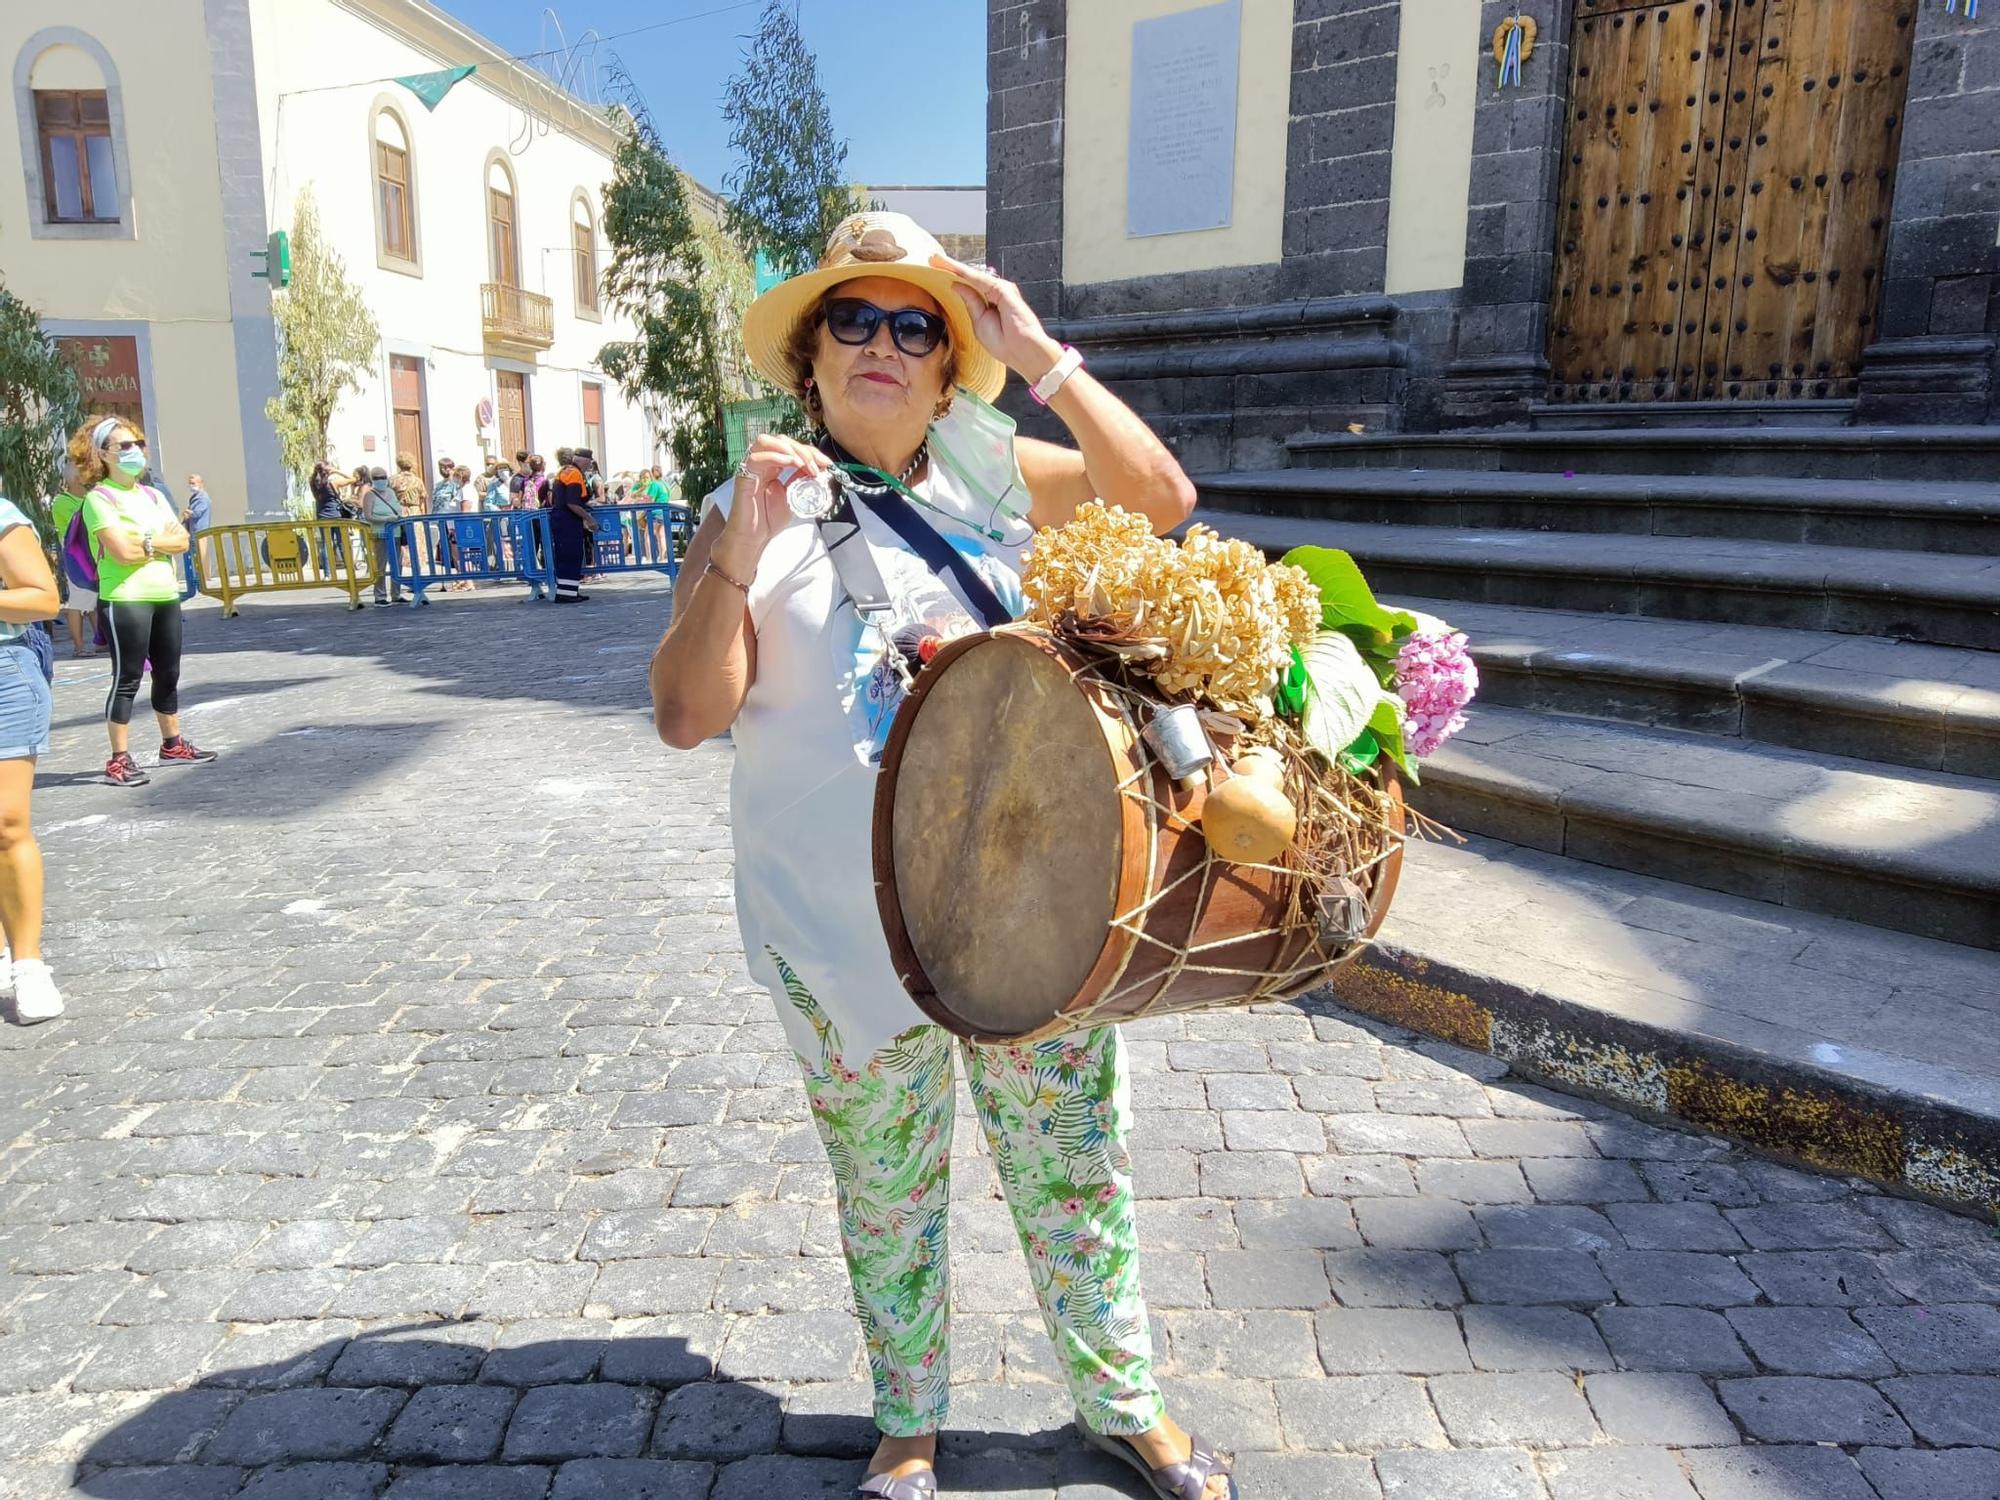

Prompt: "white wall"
[1383,0,1482,294]
[247,0,653,484]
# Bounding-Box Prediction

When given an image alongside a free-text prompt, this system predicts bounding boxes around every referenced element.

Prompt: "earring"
[933,391,955,421]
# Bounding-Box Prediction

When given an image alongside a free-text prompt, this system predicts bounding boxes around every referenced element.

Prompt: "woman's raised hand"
[929,253,1065,386]
[717,433,834,567]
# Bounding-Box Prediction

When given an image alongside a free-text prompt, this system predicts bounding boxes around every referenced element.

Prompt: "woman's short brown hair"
[67,414,146,491]
[784,297,959,425]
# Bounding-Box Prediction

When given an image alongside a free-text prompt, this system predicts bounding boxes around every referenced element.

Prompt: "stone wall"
[986,0,1999,444]
[1860,2,2000,424]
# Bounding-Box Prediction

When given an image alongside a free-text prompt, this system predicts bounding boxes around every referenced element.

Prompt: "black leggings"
[104,599,183,726]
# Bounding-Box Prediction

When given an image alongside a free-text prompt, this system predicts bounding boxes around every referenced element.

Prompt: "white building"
[4,0,707,521]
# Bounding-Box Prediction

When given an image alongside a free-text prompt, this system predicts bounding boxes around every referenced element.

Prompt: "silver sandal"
[857,1467,937,1500]
[1075,1417,1238,1500]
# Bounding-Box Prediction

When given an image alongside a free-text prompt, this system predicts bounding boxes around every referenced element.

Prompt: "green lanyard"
[831,461,1009,545]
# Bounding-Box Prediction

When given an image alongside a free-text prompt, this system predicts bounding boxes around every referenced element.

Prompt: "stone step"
[1392,597,2000,779]
[1198,468,2000,556]
[1202,511,2000,650]
[1287,425,2000,482]
[1329,832,2000,1219]
[1411,704,2000,950]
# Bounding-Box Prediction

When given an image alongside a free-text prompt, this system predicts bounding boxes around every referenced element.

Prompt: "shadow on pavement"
[172,582,673,720]
[69,1328,1155,1498]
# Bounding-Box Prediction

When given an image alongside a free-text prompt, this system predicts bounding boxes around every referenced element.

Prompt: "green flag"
[395,64,476,111]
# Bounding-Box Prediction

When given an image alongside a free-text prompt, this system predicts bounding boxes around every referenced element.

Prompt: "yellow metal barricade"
[192,520,378,617]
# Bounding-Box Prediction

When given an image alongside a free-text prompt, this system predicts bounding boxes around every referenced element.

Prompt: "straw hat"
[740,211,1007,405]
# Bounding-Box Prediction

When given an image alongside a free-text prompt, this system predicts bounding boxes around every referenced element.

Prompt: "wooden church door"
[1547,0,1918,405]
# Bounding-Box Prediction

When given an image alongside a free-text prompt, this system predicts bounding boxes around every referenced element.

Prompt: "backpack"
[62,510,98,591]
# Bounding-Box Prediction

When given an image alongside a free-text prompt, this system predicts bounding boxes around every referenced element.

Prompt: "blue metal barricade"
[386,511,556,605]
[582,503,690,582]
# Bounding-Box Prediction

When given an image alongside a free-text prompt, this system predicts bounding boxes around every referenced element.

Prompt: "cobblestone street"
[2,582,1997,1500]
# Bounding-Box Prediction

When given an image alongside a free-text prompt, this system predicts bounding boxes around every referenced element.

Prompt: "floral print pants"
[778,954,1164,1439]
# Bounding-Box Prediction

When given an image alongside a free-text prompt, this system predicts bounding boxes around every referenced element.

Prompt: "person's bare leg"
[0,760,44,961]
[108,719,129,756]
[157,711,180,744]
[64,610,84,655]
[868,1433,937,1483]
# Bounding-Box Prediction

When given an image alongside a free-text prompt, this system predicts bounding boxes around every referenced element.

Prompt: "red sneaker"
[157,737,217,765]
[104,752,151,787]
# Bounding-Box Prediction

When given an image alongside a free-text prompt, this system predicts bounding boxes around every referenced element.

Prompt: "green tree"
[0,278,83,536]
[722,0,866,280]
[264,186,379,488]
[598,111,741,507]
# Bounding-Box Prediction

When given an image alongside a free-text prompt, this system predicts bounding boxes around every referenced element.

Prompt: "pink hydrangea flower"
[1394,628,1479,758]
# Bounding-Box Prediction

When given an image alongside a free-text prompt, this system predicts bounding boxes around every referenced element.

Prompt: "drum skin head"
[886,634,1123,1036]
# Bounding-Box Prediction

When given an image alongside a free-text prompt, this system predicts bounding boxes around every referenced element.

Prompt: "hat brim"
[741,263,1007,406]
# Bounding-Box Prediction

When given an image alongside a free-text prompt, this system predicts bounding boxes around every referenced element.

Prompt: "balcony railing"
[481,282,554,352]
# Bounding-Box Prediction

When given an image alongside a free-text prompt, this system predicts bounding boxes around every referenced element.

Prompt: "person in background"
[390,453,426,517]
[70,416,213,787]
[436,456,455,491]
[528,454,549,508]
[454,465,478,513]
[640,466,676,559]
[309,460,346,522]
[548,449,594,602]
[51,464,99,659]
[0,488,64,1022]
[181,474,211,535]
[359,466,407,605]
[431,462,461,513]
[482,463,512,511]
[507,449,530,508]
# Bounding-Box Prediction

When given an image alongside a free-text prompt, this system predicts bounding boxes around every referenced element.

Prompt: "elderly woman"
[650,214,1233,1500]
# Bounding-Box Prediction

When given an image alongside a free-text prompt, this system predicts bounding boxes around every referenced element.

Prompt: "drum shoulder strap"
[821,488,1012,631]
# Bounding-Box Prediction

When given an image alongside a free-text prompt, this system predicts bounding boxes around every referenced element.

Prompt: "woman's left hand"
[930,253,1065,387]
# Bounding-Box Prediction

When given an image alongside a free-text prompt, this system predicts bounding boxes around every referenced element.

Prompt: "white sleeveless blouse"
[708,413,1036,1064]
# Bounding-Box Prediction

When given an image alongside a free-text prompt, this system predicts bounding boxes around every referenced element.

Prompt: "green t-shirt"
[643,479,674,507]
[83,482,182,604]
[52,491,84,537]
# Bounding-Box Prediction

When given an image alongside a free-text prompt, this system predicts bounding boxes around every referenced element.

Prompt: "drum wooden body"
[872,628,1405,1044]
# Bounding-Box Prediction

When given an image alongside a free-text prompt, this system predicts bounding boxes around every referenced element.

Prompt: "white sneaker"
[0,944,11,998]
[11,961,62,1024]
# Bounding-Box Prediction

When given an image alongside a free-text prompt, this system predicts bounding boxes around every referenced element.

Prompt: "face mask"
[115,450,148,478]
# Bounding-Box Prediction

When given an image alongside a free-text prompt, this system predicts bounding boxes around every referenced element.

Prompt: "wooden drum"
[872,627,1406,1044]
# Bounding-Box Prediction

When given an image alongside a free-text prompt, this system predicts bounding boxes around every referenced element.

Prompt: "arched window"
[14,28,132,239]
[487,157,519,288]
[572,193,599,316]
[373,106,418,270]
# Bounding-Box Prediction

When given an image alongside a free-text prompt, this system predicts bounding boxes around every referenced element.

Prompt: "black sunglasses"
[823,298,947,358]
[115,439,148,453]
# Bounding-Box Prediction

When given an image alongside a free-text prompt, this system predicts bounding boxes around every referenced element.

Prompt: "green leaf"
[1368,696,1418,785]
[1281,546,1419,647]
[1298,631,1394,763]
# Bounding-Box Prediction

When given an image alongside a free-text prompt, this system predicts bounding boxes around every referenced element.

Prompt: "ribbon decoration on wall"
[1493,14,1537,90]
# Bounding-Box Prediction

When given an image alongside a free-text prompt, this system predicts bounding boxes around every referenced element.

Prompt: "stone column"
[988,0,1068,321]
[1281,0,1401,300]
[1440,0,1579,427]
[1858,3,2000,425]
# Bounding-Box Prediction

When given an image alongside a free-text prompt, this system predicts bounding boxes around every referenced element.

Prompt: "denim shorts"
[0,646,51,760]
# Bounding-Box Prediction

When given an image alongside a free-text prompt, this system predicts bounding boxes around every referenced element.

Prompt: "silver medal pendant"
[786,469,839,521]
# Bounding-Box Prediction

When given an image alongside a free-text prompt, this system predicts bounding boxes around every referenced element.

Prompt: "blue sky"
[435,0,987,194]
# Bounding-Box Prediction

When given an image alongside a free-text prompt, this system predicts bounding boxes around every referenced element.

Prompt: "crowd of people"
[308,448,681,604]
